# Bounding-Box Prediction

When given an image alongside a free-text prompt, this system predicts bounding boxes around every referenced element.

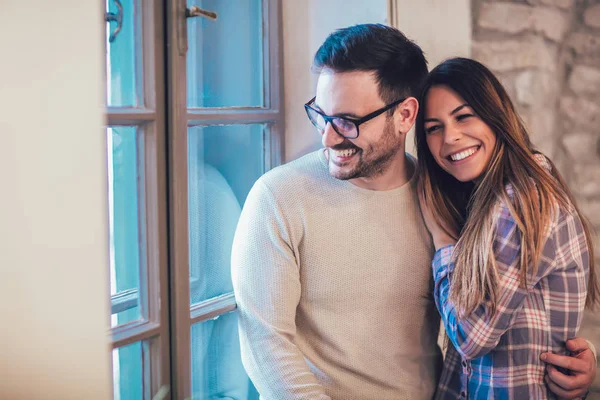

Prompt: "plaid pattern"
[432,175,590,399]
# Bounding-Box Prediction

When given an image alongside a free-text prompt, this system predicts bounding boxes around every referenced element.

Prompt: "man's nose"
[321,122,344,148]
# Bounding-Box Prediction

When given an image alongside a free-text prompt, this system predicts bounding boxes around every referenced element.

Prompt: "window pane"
[188,124,264,305]
[106,0,140,107]
[191,312,259,399]
[108,127,142,326]
[187,0,264,108]
[113,341,144,400]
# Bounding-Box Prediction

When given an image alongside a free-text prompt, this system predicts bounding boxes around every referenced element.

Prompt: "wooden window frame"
[106,0,283,398]
[166,0,283,398]
[106,0,170,397]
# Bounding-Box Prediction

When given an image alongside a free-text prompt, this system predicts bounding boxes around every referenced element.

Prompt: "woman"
[415,57,599,399]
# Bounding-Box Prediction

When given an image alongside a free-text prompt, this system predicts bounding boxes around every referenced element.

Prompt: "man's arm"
[541,337,597,399]
[231,179,331,400]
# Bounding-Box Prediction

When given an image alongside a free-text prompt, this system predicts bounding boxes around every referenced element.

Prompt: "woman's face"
[423,85,497,183]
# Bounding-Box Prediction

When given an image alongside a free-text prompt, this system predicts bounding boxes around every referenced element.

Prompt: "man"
[231,24,596,399]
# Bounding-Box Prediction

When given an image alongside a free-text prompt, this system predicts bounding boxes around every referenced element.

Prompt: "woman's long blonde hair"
[415,58,598,318]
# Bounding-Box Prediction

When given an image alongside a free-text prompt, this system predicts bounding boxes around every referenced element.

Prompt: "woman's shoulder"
[532,152,552,172]
[502,152,553,197]
[500,152,577,235]
[497,153,552,216]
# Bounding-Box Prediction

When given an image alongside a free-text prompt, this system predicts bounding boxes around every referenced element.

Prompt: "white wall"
[391,0,471,71]
[282,0,389,162]
[0,2,112,399]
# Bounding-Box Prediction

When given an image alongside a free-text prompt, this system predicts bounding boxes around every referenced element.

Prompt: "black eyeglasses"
[304,97,406,139]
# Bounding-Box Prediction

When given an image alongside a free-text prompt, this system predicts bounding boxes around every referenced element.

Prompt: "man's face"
[313,70,404,182]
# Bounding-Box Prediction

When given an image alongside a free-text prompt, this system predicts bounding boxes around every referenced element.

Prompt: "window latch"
[185,6,217,20]
[105,0,123,43]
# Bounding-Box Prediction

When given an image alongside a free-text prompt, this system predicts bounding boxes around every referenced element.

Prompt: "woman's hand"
[418,191,457,250]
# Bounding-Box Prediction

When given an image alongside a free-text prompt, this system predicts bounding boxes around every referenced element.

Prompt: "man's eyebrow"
[424,103,471,123]
[313,102,360,119]
[335,112,360,119]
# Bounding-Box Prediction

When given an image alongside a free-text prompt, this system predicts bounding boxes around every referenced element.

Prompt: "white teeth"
[332,148,357,158]
[450,147,477,161]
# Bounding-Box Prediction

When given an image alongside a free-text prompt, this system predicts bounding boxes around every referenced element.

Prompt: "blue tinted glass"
[108,127,142,326]
[106,0,139,106]
[112,342,143,400]
[191,312,259,399]
[334,118,356,132]
[188,124,265,305]
[187,0,264,107]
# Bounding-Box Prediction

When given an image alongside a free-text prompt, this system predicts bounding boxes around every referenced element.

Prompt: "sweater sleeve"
[231,179,331,400]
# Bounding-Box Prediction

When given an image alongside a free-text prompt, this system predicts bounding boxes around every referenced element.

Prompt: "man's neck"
[349,152,413,191]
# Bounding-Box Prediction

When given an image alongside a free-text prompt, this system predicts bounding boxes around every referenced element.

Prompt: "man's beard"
[328,119,402,181]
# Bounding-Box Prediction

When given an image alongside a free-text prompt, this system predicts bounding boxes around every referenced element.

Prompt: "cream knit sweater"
[232,150,442,400]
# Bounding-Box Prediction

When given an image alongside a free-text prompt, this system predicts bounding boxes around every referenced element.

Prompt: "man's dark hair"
[313,24,428,104]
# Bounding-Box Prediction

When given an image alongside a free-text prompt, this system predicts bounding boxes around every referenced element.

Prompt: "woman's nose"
[443,125,462,144]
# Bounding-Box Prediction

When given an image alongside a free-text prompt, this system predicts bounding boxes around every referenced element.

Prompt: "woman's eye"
[425,125,440,134]
[456,113,473,121]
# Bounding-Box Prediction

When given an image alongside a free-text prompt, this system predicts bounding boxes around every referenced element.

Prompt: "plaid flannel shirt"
[433,159,590,399]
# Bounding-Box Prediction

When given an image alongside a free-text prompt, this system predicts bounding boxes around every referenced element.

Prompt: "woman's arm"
[430,200,557,360]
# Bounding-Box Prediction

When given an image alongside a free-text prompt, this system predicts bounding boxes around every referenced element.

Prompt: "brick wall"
[471,0,600,393]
